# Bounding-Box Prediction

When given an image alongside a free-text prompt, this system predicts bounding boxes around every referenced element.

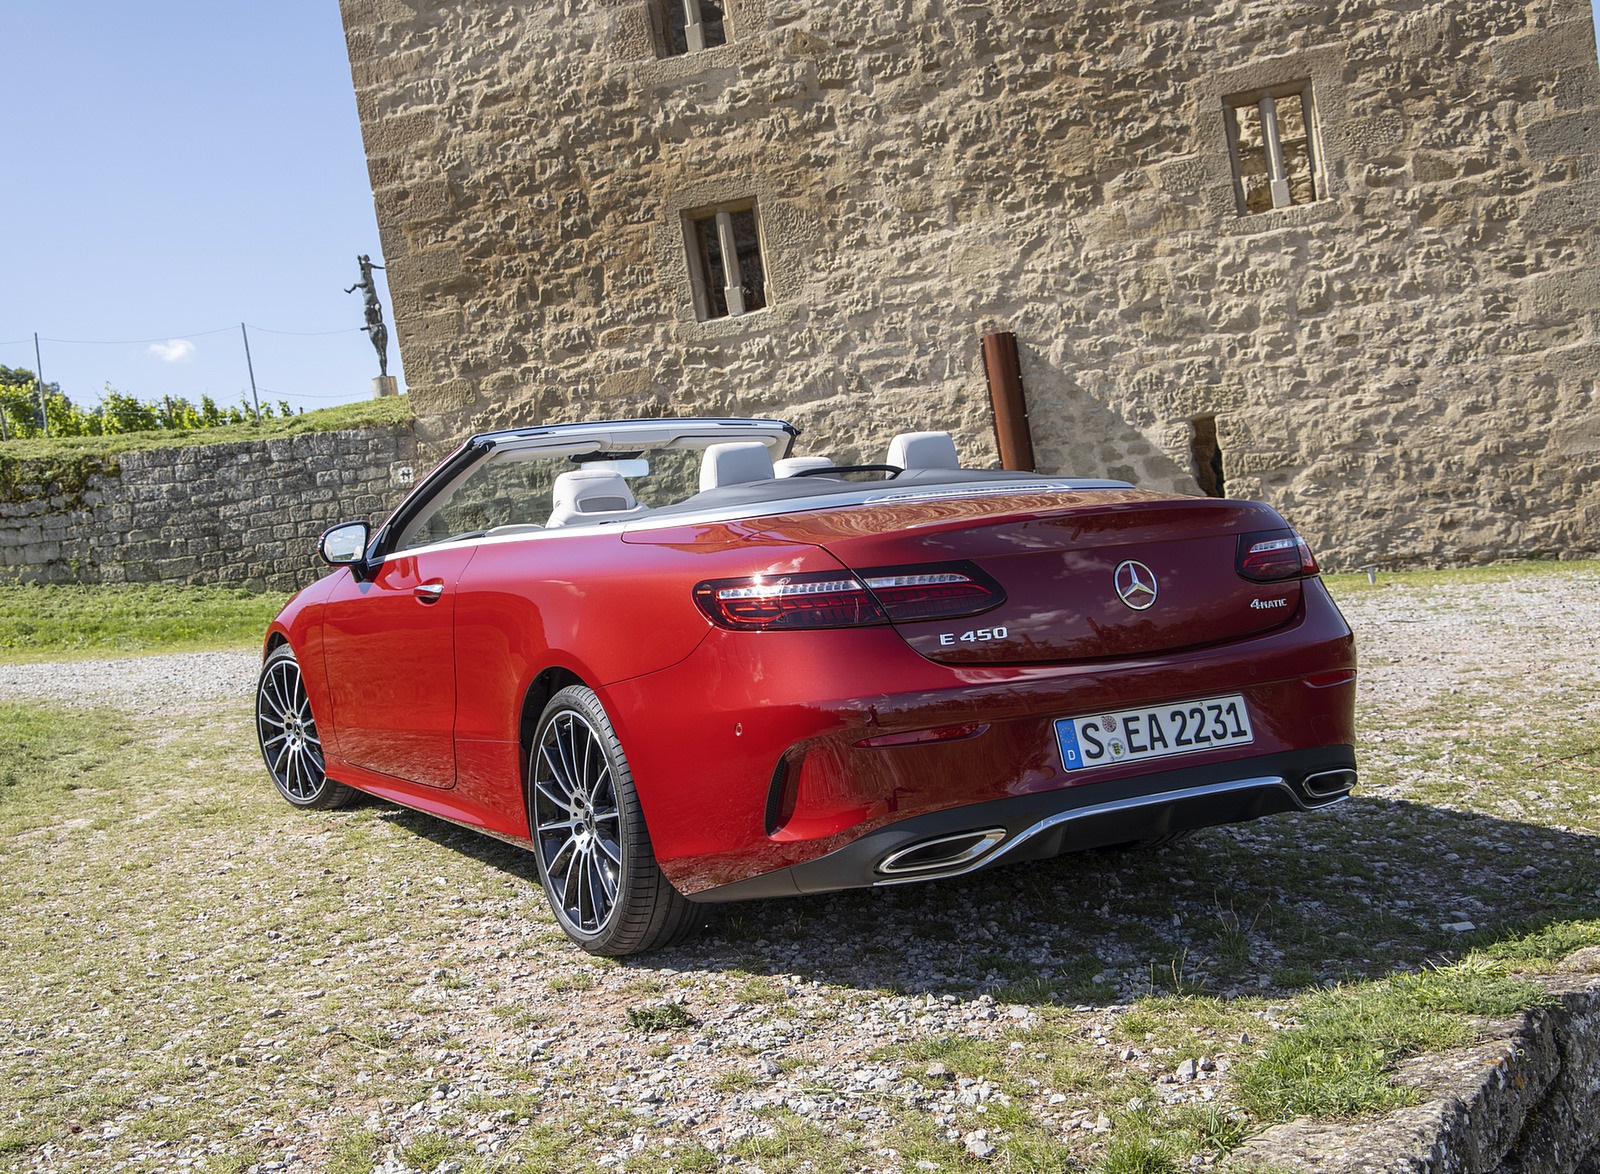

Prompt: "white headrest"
[774,457,835,478]
[886,431,960,470]
[699,442,775,491]
[547,469,643,527]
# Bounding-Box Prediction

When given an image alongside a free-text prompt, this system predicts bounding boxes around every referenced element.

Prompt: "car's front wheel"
[256,645,353,810]
[528,685,697,956]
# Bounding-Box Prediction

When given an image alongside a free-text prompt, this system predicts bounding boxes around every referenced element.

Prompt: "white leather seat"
[886,430,961,470]
[546,469,649,527]
[699,442,775,491]
[773,456,835,478]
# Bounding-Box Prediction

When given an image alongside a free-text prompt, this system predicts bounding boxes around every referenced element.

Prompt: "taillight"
[694,562,1004,631]
[693,573,883,630]
[859,566,1001,621]
[1237,529,1319,582]
[1295,531,1320,575]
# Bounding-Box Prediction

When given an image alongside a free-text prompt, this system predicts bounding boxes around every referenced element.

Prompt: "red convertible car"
[256,417,1356,955]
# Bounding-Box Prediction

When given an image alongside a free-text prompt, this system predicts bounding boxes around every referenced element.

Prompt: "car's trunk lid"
[749,487,1304,665]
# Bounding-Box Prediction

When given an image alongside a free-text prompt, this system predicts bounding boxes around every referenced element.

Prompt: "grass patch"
[3,561,1599,1171]
[1323,557,1600,594]
[396,1133,464,1171]
[733,974,789,1004]
[1233,959,1550,1120]
[0,702,135,825]
[0,582,284,660]
[546,970,598,994]
[0,395,410,463]
[1097,1135,1178,1174]
[327,1129,380,1174]
[625,1002,697,1033]
[711,1070,760,1093]
[1482,920,1600,965]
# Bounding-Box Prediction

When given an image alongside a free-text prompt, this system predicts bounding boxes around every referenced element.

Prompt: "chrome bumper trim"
[873,775,1322,886]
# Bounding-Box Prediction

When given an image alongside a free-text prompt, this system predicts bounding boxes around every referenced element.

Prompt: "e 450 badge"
[938,625,1010,647]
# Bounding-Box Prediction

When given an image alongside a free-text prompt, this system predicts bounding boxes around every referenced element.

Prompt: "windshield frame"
[368,417,798,560]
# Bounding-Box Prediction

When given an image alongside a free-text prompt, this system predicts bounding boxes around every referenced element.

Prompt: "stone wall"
[0,426,418,593]
[340,0,1600,570]
[1229,959,1600,1173]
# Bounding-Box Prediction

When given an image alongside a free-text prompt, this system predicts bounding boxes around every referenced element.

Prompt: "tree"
[0,365,60,397]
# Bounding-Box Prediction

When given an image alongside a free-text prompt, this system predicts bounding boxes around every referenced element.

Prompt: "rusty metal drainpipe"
[982,331,1035,472]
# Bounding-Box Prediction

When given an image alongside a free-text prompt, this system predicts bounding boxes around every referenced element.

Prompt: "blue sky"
[0,2,402,412]
[3,5,1599,414]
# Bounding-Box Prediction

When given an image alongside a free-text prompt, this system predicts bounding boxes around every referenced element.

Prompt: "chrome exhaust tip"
[876,828,1007,878]
[1303,768,1357,799]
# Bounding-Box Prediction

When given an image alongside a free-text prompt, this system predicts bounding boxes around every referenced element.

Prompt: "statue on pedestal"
[345,254,390,378]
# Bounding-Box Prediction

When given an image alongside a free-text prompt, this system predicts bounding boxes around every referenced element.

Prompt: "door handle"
[414,583,445,603]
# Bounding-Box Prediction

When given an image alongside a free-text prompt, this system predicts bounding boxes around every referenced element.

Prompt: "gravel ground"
[1340,573,1596,717]
[3,573,1593,733]
[4,569,1600,1174]
[0,650,259,720]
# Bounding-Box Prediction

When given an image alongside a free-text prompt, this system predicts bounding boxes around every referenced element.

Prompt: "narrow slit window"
[661,0,728,56]
[685,204,767,321]
[1190,416,1226,498]
[1226,84,1321,215]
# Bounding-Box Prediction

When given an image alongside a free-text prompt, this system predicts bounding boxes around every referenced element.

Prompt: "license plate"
[1056,694,1254,771]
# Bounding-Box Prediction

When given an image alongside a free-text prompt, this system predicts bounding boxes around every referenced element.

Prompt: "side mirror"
[318,521,371,568]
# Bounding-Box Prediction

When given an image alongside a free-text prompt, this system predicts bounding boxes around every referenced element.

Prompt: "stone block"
[1493,20,1599,78]
[1525,111,1600,161]
[1518,180,1600,235]
[374,178,454,225]
[397,249,468,291]
[405,309,467,346]
[607,4,655,61]
[1528,264,1600,318]
[367,112,438,155]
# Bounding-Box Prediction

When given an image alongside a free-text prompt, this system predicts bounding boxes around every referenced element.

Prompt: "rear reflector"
[1305,669,1357,689]
[855,722,989,749]
[1237,529,1320,582]
[694,562,1004,631]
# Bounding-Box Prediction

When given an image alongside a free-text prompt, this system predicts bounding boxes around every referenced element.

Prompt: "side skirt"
[324,754,533,847]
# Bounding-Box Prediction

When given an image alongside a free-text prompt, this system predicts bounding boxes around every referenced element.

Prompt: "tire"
[256,645,354,811]
[528,685,697,956]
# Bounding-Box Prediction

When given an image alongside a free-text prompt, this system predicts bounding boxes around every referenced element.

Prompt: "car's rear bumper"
[602,581,1356,896]
[688,745,1355,902]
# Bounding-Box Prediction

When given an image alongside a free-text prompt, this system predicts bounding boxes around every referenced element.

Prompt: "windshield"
[393,446,709,551]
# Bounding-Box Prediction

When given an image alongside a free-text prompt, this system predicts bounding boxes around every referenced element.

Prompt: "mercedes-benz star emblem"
[1113,560,1158,611]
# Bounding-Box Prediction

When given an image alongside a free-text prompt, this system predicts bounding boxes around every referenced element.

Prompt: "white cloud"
[148,339,196,363]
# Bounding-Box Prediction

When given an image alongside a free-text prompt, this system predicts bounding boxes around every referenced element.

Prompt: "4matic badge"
[1250,598,1289,610]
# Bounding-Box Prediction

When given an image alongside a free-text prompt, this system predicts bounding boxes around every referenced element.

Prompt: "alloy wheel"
[532,709,624,935]
[257,653,327,801]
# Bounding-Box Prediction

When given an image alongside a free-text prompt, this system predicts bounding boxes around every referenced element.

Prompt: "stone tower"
[339,0,1600,568]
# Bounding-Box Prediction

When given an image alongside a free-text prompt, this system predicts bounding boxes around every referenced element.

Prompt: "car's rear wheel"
[528,685,697,956]
[256,645,353,810]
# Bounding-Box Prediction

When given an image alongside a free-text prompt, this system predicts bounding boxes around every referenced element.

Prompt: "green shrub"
[1,381,295,441]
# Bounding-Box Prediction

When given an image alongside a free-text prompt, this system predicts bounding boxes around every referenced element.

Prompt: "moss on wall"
[0,454,121,509]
